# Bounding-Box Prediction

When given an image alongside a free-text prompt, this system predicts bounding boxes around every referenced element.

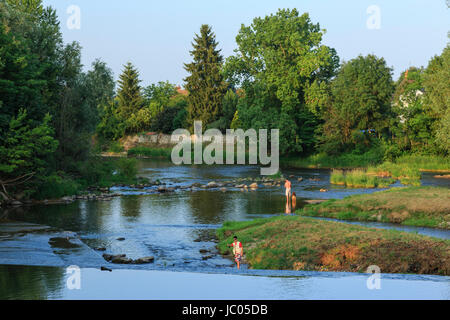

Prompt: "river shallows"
[0,159,449,299]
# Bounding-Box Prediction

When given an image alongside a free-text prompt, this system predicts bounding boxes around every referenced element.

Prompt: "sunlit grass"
[216,214,450,274]
[299,186,450,229]
[330,169,396,188]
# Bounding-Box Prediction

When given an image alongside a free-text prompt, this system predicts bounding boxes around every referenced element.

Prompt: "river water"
[0,159,449,300]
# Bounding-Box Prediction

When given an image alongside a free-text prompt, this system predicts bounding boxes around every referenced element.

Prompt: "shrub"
[116,158,137,180]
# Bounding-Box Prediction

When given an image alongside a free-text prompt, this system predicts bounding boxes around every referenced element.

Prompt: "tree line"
[100,8,449,158]
[0,3,448,201]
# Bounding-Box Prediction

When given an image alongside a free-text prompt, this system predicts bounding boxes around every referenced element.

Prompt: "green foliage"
[107,141,124,153]
[206,89,239,131]
[115,158,137,180]
[144,81,177,117]
[282,147,385,169]
[224,9,339,154]
[116,62,144,132]
[0,109,58,197]
[321,54,395,154]
[34,172,81,200]
[423,45,450,154]
[391,67,435,153]
[184,24,228,129]
[150,94,188,133]
[96,99,126,142]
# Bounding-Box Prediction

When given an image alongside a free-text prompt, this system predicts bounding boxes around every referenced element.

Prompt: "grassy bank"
[216,215,449,275]
[299,186,450,229]
[281,153,449,171]
[280,151,383,169]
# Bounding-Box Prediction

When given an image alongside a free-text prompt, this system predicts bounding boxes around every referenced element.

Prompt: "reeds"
[330,169,396,188]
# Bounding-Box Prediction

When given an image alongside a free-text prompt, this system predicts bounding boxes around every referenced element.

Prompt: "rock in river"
[207,182,218,188]
[134,256,155,264]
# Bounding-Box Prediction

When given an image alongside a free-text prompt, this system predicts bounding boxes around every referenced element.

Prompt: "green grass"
[280,149,384,169]
[216,215,450,275]
[330,169,396,188]
[282,153,449,186]
[330,169,345,185]
[299,186,450,229]
[368,155,449,186]
[397,155,450,172]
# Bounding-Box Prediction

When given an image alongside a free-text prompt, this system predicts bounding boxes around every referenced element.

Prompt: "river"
[0,159,449,300]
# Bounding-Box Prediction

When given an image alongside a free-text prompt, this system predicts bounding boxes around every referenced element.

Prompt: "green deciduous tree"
[321,54,394,154]
[423,45,450,154]
[144,81,177,117]
[392,67,434,152]
[224,9,339,154]
[0,109,58,200]
[184,24,227,130]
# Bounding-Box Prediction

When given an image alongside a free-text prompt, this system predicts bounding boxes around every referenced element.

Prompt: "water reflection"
[0,159,449,300]
[0,266,448,300]
[0,265,65,300]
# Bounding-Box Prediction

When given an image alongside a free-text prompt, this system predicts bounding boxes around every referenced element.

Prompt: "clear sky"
[42,0,449,87]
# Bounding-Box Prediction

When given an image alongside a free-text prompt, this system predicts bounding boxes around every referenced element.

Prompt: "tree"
[144,81,177,118]
[150,94,188,133]
[423,45,450,154]
[96,99,125,142]
[321,54,394,154]
[206,89,239,131]
[83,59,116,127]
[392,67,434,152]
[224,9,339,154]
[0,109,58,200]
[184,24,227,129]
[0,7,45,133]
[116,62,144,131]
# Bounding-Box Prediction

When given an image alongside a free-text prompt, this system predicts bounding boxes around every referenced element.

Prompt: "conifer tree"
[116,62,144,122]
[184,24,227,130]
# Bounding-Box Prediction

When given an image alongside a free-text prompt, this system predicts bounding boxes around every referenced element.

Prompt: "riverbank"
[0,157,150,208]
[299,186,450,229]
[281,154,450,171]
[216,215,450,275]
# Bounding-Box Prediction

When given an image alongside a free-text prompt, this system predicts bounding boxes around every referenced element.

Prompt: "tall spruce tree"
[116,62,143,125]
[184,24,227,130]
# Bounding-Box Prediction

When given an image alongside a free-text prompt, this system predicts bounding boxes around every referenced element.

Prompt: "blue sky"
[42,0,449,86]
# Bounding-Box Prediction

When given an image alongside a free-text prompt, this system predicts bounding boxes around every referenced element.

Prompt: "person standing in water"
[228,236,244,269]
[284,179,292,204]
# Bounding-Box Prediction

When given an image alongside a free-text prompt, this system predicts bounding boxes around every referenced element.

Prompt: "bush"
[34,173,81,200]
[116,158,137,180]
[108,141,124,153]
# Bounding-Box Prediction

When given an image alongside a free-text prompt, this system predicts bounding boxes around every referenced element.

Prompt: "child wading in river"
[291,192,297,212]
[228,236,244,269]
